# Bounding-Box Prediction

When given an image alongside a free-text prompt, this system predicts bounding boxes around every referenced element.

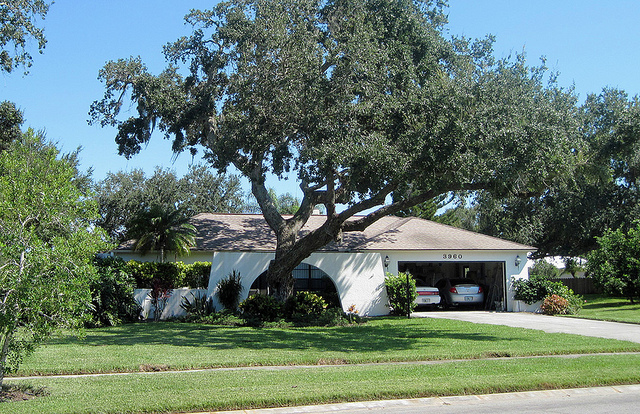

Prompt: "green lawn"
[14,317,640,376]
[4,355,640,414]
[3,317,640,413]
[567,294,640,324]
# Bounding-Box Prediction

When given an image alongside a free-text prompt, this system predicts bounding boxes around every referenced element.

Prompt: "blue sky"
[2,0,639,199]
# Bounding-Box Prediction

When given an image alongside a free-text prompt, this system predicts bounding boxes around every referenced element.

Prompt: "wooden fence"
[551,278,600,295]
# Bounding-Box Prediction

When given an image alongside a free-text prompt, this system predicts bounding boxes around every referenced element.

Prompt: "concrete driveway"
[414,311,640,343]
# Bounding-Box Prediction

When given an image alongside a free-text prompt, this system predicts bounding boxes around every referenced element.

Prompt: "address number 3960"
[443,254,463,259]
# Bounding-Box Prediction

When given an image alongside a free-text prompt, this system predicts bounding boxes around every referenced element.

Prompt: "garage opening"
[398,261,505,310]
[249,263,340,308]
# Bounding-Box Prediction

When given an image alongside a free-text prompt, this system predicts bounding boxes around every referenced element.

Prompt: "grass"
[3,317,640,413]
[14,317,640,376]
[4,355,640,413]
[566,294,640,324]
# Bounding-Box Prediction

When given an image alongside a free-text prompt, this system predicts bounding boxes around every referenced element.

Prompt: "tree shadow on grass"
[46,319,512,354]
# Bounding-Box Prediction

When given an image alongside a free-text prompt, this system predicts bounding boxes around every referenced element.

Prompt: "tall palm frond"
[127,204,196,262]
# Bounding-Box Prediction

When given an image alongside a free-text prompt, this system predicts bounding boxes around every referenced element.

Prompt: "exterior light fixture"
[383,255,390,268]
[515,255,522,268]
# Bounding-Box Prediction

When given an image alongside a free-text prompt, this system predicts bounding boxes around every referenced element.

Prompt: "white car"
[436,278,484,308]
[415,280,441,308]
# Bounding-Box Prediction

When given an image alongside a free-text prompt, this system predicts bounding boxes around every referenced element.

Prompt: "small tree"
[384,272,417,316]
[587,223,640,303]
[127,204,196,263]
[148,278,173,321]
[0,131,107,387]
[529,260,560,280]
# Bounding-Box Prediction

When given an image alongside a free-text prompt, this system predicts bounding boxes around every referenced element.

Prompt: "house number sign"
[442,253,463,259]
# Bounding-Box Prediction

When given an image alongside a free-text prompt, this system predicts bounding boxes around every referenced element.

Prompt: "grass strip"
[3,354,640,414]
[565,294,640,324]
[16,318,640,376]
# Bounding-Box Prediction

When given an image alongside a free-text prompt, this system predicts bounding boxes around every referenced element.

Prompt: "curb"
[210,384,640,413]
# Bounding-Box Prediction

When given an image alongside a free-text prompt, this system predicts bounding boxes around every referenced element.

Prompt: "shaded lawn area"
[566,294,640,324]
[4,354,640,414]
[14,317,640,376]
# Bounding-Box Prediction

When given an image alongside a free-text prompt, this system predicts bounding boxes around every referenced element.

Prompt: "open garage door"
[398,261,506,310]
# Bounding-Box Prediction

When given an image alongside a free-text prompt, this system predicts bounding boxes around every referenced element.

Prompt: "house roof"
[126,212,533,253]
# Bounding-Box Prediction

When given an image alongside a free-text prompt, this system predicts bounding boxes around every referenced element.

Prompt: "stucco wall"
[208,251,389,316]
[135,288,208,320]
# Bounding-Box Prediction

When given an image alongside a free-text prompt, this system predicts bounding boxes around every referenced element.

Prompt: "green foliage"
[88,257,141,327]
[179,262,211,289]
[121,260,211,289]
[215,270,244,311]
[180,292,214,318]
[125,261,183,288]
[284,291,327,319]
[529,260,560,280]
[467,88,640,258]
[195,312,244,326]
[512,277,583,314]
[0,0,50,74]
[239,294,284,322]
[246,188,300,214]
[94,166,245,243]
[0,101,24,151]
[0,131,108,385]
[587,222,640,303]
[384,272,417,316]
[127,204,196,263]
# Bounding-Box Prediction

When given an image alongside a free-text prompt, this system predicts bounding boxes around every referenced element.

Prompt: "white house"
[115,213,534,317]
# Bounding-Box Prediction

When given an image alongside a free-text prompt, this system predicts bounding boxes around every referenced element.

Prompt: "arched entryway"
[249,262,340,308]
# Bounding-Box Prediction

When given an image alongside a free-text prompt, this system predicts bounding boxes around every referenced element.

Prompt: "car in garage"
[414,279,441,308]
[436,278,484,308]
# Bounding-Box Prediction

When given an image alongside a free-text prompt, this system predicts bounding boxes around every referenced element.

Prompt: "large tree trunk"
[266,215,343,301]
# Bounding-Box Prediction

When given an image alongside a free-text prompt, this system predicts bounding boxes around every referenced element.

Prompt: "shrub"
[148,278,173,321]
[384,272,417,316]
[124,260,211,288]
[196,311,244,326]
[316,307,349,326]
[512,277,583,314]
[181,262,211,288]
[284,291,327,318]
[541,294,569,315]
[215,270,244,311]
[88,257,141,327]
[180,292,214,317]
[239,294,284,322]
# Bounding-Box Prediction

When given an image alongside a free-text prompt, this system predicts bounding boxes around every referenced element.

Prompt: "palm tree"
[127,204,196,262]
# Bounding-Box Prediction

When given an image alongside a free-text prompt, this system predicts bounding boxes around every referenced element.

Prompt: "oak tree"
[90,0,579,299]
[0,0,50,74]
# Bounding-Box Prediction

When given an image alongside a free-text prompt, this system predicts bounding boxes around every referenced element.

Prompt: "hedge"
[123,260,211,289]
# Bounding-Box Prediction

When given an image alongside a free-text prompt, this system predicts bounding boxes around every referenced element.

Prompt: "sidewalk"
[414,311,640,343]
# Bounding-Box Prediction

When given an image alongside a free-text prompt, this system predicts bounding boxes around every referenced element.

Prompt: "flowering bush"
[541,294,569,315]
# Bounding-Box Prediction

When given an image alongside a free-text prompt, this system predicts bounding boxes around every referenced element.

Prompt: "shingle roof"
[166,213,535,252]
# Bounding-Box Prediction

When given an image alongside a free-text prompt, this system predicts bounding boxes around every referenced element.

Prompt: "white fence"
[134,288,208,320]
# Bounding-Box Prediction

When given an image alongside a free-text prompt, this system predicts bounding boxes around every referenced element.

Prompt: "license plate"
[464,296,474,301]
[420,298,433,304]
